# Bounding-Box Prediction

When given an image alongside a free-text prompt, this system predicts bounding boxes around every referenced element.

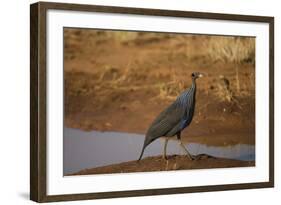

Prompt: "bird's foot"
[190,154,210,161]
[187,154,196,161]
[163,155,168,161]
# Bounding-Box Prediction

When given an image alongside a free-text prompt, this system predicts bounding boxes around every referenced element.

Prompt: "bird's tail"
[138,144,145,161]
[138,135,153,161]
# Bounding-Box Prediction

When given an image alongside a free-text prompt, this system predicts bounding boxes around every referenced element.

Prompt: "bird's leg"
[163,137,169,160]
[177,133,194,160]
[179,141,194,160]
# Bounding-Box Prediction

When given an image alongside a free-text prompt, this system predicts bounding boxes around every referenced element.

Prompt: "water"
[63,128,255,175]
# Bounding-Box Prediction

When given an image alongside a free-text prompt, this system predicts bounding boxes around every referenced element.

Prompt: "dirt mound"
[69,154,254,176]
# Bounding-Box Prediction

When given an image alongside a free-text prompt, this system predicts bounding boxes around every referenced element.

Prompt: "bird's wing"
[145,100,185,142]
[149,87,192,126]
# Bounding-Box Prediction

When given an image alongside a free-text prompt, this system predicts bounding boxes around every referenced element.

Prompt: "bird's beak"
[198,73,204,78]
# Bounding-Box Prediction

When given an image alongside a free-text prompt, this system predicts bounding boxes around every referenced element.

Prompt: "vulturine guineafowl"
[138,72,204,161]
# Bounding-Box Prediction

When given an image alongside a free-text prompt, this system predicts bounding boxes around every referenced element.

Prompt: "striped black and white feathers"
[138,72,203,160]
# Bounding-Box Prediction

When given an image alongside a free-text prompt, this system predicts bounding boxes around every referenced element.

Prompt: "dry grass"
[158,81,186,100]
[64,29,255,103]
[110,31,139,44]
[205,36,255,63]
[66,65,188,103]
[66,65,252,104]
[64,28,255,64]
[215,75,234,102]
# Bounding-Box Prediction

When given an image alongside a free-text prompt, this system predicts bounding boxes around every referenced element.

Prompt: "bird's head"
[191,72,204,80]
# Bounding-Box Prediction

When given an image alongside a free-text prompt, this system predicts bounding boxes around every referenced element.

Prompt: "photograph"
[63,28,256,176]
[30,2,274,202]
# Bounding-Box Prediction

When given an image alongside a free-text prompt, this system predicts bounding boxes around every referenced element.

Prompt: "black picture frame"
[30,1,274,202]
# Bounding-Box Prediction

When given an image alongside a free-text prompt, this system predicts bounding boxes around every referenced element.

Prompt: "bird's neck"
[178,78,196,106]
[191,78,197,101]
[191,78,196,91]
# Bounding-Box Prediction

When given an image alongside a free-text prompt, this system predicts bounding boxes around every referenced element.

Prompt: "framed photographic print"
[30,1,274,202]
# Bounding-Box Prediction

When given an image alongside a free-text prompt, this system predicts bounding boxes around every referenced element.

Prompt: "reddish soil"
[69,154,254,176]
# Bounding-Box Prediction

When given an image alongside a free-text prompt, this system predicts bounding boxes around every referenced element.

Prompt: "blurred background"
[64,28,255,146]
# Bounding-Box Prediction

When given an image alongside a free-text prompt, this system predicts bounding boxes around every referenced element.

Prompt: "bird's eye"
[191,73,195,77]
